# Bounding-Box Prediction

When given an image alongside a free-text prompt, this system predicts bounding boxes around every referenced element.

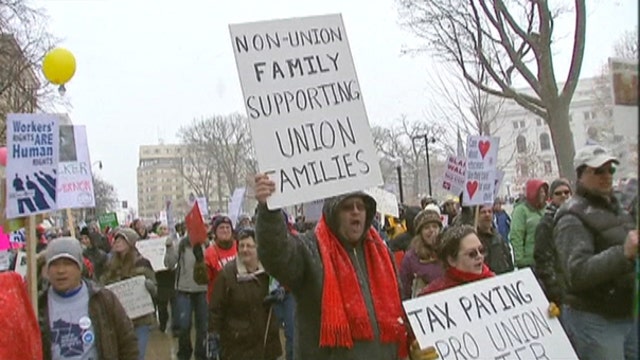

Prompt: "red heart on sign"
[478,140,491,159]
[466,180,479,199]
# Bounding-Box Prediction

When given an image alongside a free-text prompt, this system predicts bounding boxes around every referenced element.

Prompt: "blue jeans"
[563,306,637,360]
[175,291,208,360]
[273,293,296,360]
[135,325,150,360]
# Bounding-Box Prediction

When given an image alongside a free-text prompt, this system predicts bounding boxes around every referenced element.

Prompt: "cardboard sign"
[57,125,95,209]
[609,57,639,140]
[6,113,60,219]
[227,187,246,226]
[230,14,383,209]
[185,202,207,246]
[403,269,577,360]
[365,187,399,218]
[463,136,499,206]
[135,237,168,272]
[442,155,466,196]
[105,276,155,319]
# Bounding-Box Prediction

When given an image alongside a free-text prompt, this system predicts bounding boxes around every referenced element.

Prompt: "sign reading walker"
[6,113,60,219]
[402,269,577,360]
[230,14,383,209]
[57,125,96,209]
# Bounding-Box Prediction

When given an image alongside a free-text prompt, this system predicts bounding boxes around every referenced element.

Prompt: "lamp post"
[412,134,436,196]
[391,157,404,204]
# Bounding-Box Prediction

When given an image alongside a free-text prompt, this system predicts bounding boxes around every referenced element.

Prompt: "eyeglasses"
[553,190,571,196]
[463,247,486,259]
[593,166,616,175]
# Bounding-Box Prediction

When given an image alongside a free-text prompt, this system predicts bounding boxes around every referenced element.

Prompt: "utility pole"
[412,135,436,196]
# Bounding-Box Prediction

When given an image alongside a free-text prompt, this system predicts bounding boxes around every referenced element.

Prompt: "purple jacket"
[399,248,445,300]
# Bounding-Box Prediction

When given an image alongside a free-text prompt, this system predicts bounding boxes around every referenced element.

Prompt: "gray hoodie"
[256,192,405,360]
[164,235,207,293]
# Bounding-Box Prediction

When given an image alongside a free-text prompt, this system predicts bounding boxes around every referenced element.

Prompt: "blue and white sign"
[5,113,60,219]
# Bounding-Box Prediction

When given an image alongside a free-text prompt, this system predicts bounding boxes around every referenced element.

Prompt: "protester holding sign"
[102,228,157,360]
[554,145,637,360]
[39,237,138,359]
[254,173,438,360]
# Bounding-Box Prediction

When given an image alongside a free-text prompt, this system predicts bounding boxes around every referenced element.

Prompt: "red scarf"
[447,264,495,284]
[315,216,408,358]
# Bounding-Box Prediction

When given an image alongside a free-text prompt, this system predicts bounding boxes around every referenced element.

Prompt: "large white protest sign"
[105,276,155,319]
[463,136,499,206]
[57,125,95,209]
[302,199,324,222]
[442,155,466,196]
[230,14,383,209]
[493,169,505,199]
[403,269,577,360]
[135,238,168,272]
[6,113,60,218]
[365,187,399,218]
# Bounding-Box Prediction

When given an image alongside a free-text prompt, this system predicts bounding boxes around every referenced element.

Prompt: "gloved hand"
[410,340,439,360]
[548,302,560,318]
[193,245,204,262]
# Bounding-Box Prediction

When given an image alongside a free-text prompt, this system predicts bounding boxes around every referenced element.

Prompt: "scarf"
[315,216,408,358]
[446,263,495,284]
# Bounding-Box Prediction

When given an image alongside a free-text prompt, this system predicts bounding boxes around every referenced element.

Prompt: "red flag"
[185,202,207,246]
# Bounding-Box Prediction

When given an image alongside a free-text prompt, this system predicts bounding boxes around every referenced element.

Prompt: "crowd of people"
[0,143,637,360]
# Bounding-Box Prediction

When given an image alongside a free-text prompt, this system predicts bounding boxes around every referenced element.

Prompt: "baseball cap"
[573,145,619,169]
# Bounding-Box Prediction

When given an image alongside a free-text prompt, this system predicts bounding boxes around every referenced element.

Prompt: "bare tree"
[0,0,67,144]
[398,0,587,181]
[92,174,118,215]
[177,113,256,210]
[613,27,638,60]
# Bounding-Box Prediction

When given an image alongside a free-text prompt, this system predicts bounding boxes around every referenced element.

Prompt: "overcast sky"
[35,0,637,211]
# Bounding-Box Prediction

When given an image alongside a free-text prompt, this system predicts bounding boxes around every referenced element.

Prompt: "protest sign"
[463,136,499,206]
[57,125,95,209]
[364,187,399,218]
[441,155,466,196]
[228,187,246,226]
[302,199,324,222]
[6,113,60,219]
[230,14,383,209]
[403,269,577,360]
[609,57,638,140]
[135,237,168,272]
[0,251,11,271]
[98,212,119,231]
[105,276,155,319]
[493,169,505,199]
[13,251,27,278]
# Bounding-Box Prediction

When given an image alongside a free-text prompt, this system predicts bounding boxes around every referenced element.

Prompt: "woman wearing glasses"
[418,225,495,296]
[208,228,282,360]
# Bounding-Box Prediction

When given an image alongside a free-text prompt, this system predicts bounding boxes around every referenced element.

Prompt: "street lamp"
[412,135,436,196]
[395,158,404,204]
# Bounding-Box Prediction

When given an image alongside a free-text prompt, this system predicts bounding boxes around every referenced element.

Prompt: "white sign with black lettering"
[402,269,577,360]
[230,14,383,209]
[135,237,167,272]
[105,276,155,319]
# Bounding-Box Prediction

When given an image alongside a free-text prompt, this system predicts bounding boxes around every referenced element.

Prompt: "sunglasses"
[553,190,571,196]
[463,247,486,259]
[593,166,616,175]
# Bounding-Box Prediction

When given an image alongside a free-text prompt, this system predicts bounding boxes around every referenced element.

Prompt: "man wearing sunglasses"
[554,144,637,360]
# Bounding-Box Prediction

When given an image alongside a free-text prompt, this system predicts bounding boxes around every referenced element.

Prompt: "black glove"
[193,245,204,262]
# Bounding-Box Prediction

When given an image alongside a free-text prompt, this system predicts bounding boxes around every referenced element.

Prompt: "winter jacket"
[209,259,282,360]
[493,210,511,243]
[205,242,238,302]
[554,186,636,318]
[399,248,444,300]
[533,203,565,304]
[256,193,405,360]
[102,255,157,327]
[39,279,139,360]
[509,179,547,267]
[164,235,208,293]
[388,206,421,252]
[83,245,107,281]
[477,227,514,275]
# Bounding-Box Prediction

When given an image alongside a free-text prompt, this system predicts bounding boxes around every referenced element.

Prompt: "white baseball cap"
[573,145,619,169]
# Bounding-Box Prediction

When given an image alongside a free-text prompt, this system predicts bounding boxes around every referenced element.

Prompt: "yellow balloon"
[42,47,76,85]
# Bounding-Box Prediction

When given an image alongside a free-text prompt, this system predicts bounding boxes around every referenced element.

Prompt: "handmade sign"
[97,212,119,231]
[230,14,383,208]
[403,269,577,360]
[462,136,499,206]
[135,237,168,272]
[6,114,60,218]
[227,187,246,226]
[441,155,466,196]
[302,199,324,222]
[105,276,155,319]
[57,125,95,209]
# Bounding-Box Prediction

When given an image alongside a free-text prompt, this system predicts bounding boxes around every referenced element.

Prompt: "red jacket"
[204,242,238,302]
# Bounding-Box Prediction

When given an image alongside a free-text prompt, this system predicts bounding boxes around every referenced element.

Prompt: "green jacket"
[509,179,547,268]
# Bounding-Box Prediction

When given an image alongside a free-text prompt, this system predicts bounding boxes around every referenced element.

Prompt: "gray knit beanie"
[46,237,83,269]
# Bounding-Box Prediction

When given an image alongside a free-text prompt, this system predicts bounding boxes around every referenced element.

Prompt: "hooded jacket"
[388,206,421,252]
[256,192,405,360]
[509,179,547,267]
